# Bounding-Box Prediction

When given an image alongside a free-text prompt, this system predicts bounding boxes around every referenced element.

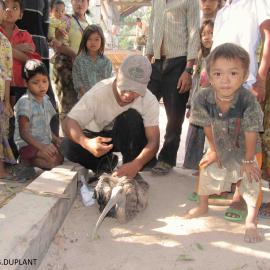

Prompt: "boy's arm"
[199,126,219,168]
[242,131,261,182]
[204,126,216,152]
[12,31,39,62]
[12,47,29,62]
[244,131,257,161]
[18,116,56,158]
[19,116,44,150]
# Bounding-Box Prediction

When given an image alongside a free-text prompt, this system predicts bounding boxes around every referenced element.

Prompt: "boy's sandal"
[151,161,172,175]
[258,203,270,219]
[188,192,199,202]
[224,207,247,222]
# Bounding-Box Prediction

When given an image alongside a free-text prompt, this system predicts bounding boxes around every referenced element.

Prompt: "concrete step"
[0,161,81,270]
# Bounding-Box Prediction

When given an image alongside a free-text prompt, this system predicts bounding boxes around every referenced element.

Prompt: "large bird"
[92,173,149,239]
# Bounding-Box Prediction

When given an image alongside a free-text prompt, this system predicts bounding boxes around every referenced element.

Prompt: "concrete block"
[0,163,79,270]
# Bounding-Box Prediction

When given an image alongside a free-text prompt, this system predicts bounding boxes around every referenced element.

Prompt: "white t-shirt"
[68,77,159,132]
[212,0,270,87]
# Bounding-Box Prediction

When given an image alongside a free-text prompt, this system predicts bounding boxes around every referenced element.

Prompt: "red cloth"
[19,145,38,161]
[0,26,40,88]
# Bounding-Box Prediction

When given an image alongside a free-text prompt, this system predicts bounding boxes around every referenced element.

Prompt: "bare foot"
[185,206,208,219]
[244,223,264,243]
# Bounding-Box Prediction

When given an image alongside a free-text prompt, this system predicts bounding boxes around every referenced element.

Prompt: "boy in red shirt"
[0,0,39,157]
[0,0,40,105]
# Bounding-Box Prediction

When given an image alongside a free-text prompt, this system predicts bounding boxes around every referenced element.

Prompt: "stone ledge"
[0,161,81,270]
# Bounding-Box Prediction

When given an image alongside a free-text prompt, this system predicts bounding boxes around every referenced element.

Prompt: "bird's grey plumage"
[92,173,149,239]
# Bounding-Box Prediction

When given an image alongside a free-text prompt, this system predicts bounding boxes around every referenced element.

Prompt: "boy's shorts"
[19,145,38,161]
[198,162,261,208]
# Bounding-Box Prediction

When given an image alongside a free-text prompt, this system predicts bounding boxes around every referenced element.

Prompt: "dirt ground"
[38,168,270,270]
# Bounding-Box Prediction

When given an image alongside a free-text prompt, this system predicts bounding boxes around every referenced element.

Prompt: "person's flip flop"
[258,203,270,219]
[188,192,199,202]
[224,207,247,222]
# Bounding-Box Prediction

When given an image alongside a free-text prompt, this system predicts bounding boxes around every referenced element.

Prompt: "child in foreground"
[14,60,63,169]
[186,43,264,243]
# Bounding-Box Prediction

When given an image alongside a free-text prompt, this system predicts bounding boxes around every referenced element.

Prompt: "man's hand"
[177,71,192,94]
[82,136,113,158]
[250,76,266,103]
[112,161,141,178]
[199,149,219,169]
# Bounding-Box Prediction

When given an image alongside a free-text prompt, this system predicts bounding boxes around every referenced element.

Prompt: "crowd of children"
[0,0,111,178]
[0,0,269,243]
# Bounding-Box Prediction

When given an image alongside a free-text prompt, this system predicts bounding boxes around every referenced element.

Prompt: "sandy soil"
[39,168,270,270]
[39,105,270,270]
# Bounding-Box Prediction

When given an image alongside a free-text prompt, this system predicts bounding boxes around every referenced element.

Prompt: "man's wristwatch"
[184,67,193,75]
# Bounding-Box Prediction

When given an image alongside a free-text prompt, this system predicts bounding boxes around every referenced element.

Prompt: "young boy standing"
[186,43,264,243]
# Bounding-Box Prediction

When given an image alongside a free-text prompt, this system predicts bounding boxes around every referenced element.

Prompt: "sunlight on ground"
[110,227,181,247]
[153,216,211,236]
[212,241,270,259]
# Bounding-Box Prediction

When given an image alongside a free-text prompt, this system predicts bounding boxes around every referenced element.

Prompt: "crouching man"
[60,55,160,178]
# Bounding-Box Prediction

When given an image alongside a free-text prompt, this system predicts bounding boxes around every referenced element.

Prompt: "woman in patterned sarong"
[52,0,90,119]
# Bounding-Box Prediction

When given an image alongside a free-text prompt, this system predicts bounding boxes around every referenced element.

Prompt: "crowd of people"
[0,0,270,243]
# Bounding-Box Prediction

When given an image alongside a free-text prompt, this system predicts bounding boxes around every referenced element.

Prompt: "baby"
[48,0,70,47]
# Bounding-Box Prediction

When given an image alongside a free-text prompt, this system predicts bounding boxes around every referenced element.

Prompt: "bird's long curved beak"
[92,186,124,240]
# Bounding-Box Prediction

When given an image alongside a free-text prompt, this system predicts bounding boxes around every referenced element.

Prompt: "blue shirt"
[14,91,56,149]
